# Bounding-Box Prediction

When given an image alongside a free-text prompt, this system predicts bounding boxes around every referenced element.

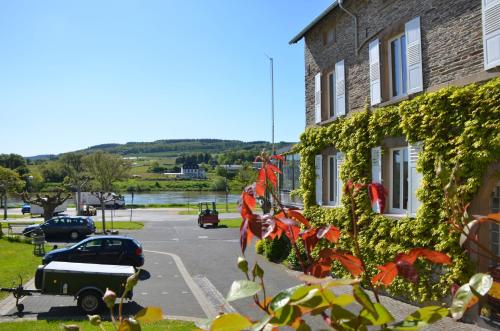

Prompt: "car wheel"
[69,231,79,240]
[78,290,103,314]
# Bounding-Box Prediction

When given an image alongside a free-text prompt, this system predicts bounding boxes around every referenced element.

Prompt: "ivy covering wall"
[294,77,500,302]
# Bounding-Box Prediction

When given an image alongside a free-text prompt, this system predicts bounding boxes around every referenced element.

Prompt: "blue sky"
[0,0,332,156]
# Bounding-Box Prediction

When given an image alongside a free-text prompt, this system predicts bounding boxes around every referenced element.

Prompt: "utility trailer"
[1,262,135,314]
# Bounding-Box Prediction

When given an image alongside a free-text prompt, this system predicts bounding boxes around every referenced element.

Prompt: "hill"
[28,139,295,159]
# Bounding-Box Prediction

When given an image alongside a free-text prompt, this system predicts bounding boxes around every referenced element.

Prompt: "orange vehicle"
[197,202,219,228]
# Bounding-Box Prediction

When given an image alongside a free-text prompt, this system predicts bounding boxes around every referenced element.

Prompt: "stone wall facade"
[303,0,500,127]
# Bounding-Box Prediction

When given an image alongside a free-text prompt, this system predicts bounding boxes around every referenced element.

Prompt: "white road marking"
[198,236,208,239]
[145,249,219,318]
[141,292,148,295]
[157,275,163,278]
[193,275,237,314]
[161,292,169,295]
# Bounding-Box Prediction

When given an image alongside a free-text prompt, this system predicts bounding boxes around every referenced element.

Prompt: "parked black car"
[42,235,144,268]
[23,216,96,240]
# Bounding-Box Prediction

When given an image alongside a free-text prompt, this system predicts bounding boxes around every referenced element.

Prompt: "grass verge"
[94,221,144,231]
[0,319,196,330]
[219,218,242,228]
[0,238,42,300]
[177,202,239,215]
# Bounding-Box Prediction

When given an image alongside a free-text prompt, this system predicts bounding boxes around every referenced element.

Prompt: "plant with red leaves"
[201,151,492,331]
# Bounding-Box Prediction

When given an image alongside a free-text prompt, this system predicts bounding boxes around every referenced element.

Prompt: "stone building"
[290,0,500,269]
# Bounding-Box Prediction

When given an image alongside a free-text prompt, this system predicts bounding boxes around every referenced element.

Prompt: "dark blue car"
[23,216,95,240]
[42,235,144,268]
[21,204,30,214]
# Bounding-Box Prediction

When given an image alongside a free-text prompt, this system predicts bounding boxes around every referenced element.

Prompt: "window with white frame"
[328,155,337,205]
[390,147,409,213]
[389,34,408,98]
[328,72,335,118]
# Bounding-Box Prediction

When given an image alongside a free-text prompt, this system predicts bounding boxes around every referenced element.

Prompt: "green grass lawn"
[94,221,144,231]
[0,319,196,330]
[219,218,242,228]
[2,214,32,219]
[0,238,42,300]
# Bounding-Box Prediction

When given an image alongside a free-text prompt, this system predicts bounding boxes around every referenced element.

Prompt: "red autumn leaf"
[371,262,398,286]
[301,228,319,255]
[488,213,500,222]
[308,261,331,278]
[368,182,387,213]
[286,209,311,227]
[242,191,256,210]
[265,166,278,189]
[256,169,266,196]
[275,219,300,243]
[318,249,364,277]
[271,154,285,162]
[240,219,252,254]
[398,248,452,265]
[267,163,282,174]
[317,225,341,243]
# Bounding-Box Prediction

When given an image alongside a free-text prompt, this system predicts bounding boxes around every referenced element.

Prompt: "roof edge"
[289,1,339,44]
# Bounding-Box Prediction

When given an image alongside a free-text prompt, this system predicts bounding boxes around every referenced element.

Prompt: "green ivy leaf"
[353,285,376,314]
[211,313,252,331]
[468,273,493,296]
[392,306,449,330]
[226,280,262,302]
[359,303,394,326]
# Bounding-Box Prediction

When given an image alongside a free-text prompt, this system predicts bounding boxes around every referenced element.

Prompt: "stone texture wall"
[303,0,499,127]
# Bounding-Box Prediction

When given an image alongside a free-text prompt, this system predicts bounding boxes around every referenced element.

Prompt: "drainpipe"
[338,0,358,56]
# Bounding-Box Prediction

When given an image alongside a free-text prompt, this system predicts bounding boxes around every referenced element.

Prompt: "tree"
[83,152,130,233]
[0,166,24,220]
[60,153,88,215]
[20,189,71,221]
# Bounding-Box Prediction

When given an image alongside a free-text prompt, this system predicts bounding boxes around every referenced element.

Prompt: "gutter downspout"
[338,0,358,56]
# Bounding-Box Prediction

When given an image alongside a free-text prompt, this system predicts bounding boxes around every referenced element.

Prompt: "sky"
[0,0,333,156]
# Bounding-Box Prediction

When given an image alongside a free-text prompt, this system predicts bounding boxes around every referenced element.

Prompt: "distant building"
[180,164,206,179]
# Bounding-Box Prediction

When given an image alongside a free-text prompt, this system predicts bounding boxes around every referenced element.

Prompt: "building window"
[328,156,336,204]
[328,72,335,118]
[323,28,335,46]
[389,34,407,98]
[390,147,408,212]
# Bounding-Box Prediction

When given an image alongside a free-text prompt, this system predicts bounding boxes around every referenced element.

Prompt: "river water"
[6,191,241,207]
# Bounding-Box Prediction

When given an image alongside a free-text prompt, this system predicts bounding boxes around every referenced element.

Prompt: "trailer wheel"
[69,231,79,240]
[78,290,102,314]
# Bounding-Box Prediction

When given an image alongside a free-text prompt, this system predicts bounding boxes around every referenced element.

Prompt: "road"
[0,209,490,330]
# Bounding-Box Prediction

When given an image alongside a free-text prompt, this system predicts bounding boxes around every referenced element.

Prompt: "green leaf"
[269,285,303,312]
[237,257,248,273]
[359,303,394,326]
[449,284,474,320]
[226,280,262,302]
[210,313,252,331]
[392,306,449,330]
[324,279,361,288]
[134,306,163,324]
[330,304,357,321]
[290,285,320,302]
[331,294,355,307]
[353,285,376,314]
[269,305,299,326]
[252,263,264,279]
[469,273,493,296]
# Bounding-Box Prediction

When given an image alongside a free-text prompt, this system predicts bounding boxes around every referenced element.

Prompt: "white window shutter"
[483,0,500,69]
[408,142,423,216]
[335,60,346,116]
[371,147,382,212]
[315,155,323,205]
[314,73,322,124]
[405,17,423,94]
[335,152,344,205]
[371,147,382,184]
[369,39,381,105]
